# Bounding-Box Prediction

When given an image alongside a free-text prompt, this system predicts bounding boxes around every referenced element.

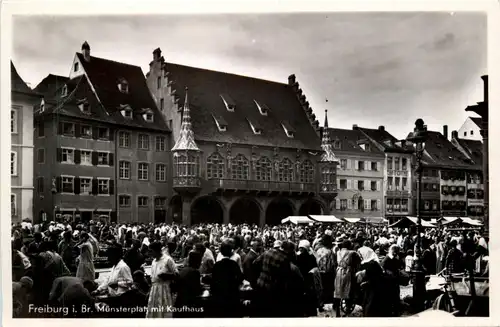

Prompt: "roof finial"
[171,86,200,152]
[324,109,329,128]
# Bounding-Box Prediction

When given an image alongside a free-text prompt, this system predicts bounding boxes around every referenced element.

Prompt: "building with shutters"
[356,125,415,223]
[146,48,337,226]
[11,62,43,223]
[326,126,385,219]
[32,42,171,223]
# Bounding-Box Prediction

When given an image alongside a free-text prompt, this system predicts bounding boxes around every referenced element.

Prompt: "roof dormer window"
[281,120,295,138]
[118,79,129,94]
[142,109,154,122]
[212,114,227,132]
[39,99,45,113]
[77,99,91,114]
[220,94,236,112]
[359,143,371,151]
[119,104,133,119]
[61,85,68,97]
[333,140,341,149]
[247,118,263,135]
[254,100,269,116]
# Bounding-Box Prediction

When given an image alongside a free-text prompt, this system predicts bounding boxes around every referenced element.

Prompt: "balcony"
[386,190,410,197]
[173,176,202,194]
[209,179,316,194]
[387,169,409,176]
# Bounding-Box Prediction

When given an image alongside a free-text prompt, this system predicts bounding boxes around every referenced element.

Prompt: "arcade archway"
[299,198,324,216]
[230,197,261,226]
[266,198,295,225]
[191,196,224,225]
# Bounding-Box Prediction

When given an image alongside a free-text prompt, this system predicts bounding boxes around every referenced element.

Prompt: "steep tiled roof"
[11,61,37,95]
[358,127,414,153]
[326,128,385,156]
[470,117,482,128]
[164,63,321,151]
[33,74,69,98]
[420,131,474,169]
[454,138,483,167]
[73,53,168,131]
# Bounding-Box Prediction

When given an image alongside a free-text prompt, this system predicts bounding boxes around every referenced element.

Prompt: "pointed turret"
[172,87,200,152]
[320,110,338,162]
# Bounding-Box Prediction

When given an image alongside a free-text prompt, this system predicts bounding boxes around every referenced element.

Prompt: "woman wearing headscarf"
[76,232,95,282]
[334,240,361,317]
[297,240,321,316]
[315,234,336,305]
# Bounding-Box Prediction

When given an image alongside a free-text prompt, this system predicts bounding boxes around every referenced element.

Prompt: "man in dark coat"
[242,238,262,286]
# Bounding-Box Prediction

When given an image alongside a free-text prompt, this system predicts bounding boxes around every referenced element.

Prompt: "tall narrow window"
[299,160,314,183]
[255,156,272,181]
[11,109,18,133]
[138,163,149,180]
[11,152,17,176]
[207,153,225,179]
[231,154,249,180]
[278,158,294,182]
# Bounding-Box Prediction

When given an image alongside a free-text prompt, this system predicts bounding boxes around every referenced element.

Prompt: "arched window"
[278,158,294,182]
[300,160,315,183]
[207,152,225,179]
[255,156,272,181]
[231,154,249,180]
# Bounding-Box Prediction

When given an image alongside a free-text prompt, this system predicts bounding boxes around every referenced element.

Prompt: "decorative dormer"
[319,110,338,201]
[254,100,269,116]
[281,120,295,138]
[118,78,129,94]
[39,99,45,113]
[119,104,133,119]
[220,93,236,112]
[333,138,341,149]
[61,84,68,97]
[77,98,91,114]
[212,114,227,132]
[247,118,263,135]
[142,108,154,122]
[172,87,202,194]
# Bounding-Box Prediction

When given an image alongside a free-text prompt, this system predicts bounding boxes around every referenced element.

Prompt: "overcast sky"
[12,12,486,139]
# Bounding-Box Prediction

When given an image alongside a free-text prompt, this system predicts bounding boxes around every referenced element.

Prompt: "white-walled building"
[11,62,42,222]
[457,117,483,141]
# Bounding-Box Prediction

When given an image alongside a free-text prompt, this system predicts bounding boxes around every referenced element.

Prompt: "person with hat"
[76,232,95,283]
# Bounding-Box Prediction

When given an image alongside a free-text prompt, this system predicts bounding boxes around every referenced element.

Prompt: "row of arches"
[169,195,324,226]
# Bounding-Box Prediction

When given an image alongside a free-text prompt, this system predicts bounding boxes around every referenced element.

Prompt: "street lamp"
[406,118,428,313]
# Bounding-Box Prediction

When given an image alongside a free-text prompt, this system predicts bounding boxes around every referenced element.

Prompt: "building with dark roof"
[325,125,385,220]
[33,42,171,223]
[357,125,414,223]
[146,48,337,226]
[457,116,482,141]
[11,62,43,223]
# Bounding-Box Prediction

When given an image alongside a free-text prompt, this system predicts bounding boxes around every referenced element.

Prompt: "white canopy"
[363,217,388,224]
[281,216,314,225]
[344,217,362,223]
[406,216,437,228]
[460,217,483,226]
[308,215,343,223]
[441,217,460,225]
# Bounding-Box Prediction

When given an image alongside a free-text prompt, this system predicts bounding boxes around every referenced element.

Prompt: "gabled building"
[146,48,337,226]
[33,42,171,224]
[457,116,482,141]
[11,62,43,223]
[356,125,415,223]
[326,125,385,219]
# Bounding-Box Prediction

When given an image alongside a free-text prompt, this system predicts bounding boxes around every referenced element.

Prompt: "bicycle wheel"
[432,294,453,312]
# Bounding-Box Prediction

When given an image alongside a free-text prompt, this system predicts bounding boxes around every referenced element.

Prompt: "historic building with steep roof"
[146,48,337,226]
[457,116,483,141]
[11,62,43,223]
[33,42,171,223]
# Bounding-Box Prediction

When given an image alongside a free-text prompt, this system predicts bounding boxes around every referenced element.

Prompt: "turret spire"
[321,109,338,162]
[171,87,200,151]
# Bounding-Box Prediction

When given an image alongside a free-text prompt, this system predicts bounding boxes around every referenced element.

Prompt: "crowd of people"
[11,218,489,318]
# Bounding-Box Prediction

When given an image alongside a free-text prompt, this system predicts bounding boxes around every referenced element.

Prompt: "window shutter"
[109,180,114,195]
[347,179,352,190]
[91,151,98,165]
[109,128,115,141]
[56,148,62,162]
[109,153,114,166]
[347,159,351,169]
[58,122,63,135]
[56,176,61,193]
[92,178,98,195]
[354,160,358,170]
[74,177,80,194]
[377,161,381,171]
[347,199,352,209]
[337,178,340,187]
[74,123,81,138]
[376,181,380,191]
[365,180,369,190]
[74,150,81,164]
[92,126,99,140]
[336,198,340,210]
[353,179,357,190]
[367,162,371,171]
[367,199,372,210]
[377,199,381,211]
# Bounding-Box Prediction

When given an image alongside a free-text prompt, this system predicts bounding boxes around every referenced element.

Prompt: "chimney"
[153,48,162,61]
[481,75,488,103]
[352,124,359,130]
[81,41,90,62]
[288,74,296,85]
[443,125,448,139]
[451,130,458,140]
[378,125,385,131]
